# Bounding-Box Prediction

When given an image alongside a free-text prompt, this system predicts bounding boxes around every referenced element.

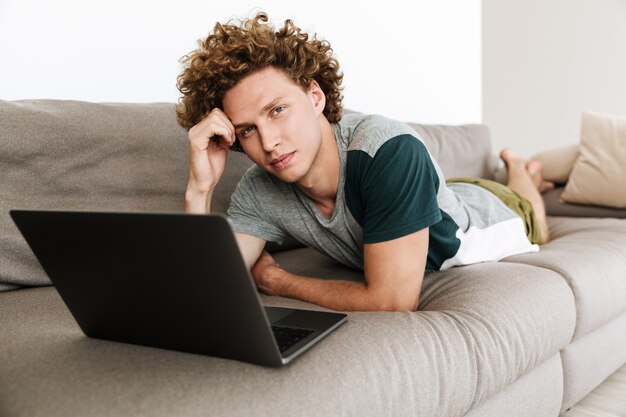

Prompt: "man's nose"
[258,125,280,152]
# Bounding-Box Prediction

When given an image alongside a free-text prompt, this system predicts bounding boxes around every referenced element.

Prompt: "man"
[176,13,554,312]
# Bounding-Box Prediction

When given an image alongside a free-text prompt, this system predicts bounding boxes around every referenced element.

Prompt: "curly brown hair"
[175,12,344,152]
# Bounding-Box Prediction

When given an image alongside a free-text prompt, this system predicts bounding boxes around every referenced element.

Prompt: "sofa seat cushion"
[0,259,574,417]
[503,216,626,340]
[264,251,576,415]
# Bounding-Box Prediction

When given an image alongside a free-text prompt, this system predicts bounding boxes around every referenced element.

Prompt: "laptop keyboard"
[271,325,314,353]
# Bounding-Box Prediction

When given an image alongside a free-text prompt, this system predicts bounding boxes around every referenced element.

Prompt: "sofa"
[1,99,625,417]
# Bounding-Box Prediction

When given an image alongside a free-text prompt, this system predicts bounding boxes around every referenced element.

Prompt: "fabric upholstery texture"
[2,99,626,417]
[503,216,626,340]
[561,111,626,208]
[0,100,189,288]
[531,144,579,184]
[559,311,626,412]
[463,354,563,417]
[0,260,575,417]
[543,187,626,218]
[408,122,498,180]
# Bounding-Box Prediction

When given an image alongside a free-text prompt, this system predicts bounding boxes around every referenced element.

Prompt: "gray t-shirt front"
[228,113,537,272]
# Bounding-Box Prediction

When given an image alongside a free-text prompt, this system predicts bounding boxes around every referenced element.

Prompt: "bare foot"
[526,160,555,193]
[500,148,555,194]
[500,148,525,169]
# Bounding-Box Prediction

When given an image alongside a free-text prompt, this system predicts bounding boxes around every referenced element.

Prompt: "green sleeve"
[346,135,442,244]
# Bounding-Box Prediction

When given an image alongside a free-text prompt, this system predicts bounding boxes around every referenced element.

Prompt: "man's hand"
[251,251,288,296]
[184,108,237,214]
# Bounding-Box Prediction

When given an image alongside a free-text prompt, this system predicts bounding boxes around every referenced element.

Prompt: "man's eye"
[240,126,256,137]
[272,106,285,115]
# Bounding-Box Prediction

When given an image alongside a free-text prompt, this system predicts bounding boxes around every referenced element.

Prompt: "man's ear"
[307,79,326,116]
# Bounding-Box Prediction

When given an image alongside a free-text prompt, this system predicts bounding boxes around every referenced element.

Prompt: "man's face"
[222,66,326,184]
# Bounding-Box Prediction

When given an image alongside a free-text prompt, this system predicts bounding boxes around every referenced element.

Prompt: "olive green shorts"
[446,177,544,244]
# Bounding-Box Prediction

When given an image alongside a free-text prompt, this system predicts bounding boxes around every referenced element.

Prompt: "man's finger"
[212,109,236,144]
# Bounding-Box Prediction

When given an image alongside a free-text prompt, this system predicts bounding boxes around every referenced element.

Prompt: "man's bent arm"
[184,186,212,214]
[235,233,266,271]
[183,187,266,270]
[254,228,429,312]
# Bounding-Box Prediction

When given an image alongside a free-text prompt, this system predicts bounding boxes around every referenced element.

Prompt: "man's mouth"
[271,151,295,168]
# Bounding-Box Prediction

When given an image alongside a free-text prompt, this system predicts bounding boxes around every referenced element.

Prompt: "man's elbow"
[382,300,420,312]
[367,292,420,312]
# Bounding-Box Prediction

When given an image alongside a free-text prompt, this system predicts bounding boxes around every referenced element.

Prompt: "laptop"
[10,209,347,367]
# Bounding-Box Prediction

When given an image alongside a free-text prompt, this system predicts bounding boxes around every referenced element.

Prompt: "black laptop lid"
[10,210,283,366]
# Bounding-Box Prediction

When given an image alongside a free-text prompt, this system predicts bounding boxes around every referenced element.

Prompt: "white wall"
[483,0,626,156]
[0,0,481,125]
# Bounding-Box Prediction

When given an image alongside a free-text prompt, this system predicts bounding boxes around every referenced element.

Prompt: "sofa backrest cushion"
[0,100,493,290]
[0,100,185,289]
[408,122,497,180]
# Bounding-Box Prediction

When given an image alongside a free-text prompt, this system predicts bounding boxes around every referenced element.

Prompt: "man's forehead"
[225,91,286,121]
[223,68,301,119]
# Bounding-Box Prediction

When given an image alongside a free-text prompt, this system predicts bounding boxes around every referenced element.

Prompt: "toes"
[500,148,528,171]
[526,160,543,175]
[539,181,555,193]
[500,148,514,162]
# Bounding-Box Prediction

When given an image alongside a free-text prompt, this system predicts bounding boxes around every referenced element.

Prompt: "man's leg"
[500,148,554,243]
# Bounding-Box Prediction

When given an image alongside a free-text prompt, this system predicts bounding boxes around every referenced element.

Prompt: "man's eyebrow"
[262,97,283,112]
[232,97,284,129]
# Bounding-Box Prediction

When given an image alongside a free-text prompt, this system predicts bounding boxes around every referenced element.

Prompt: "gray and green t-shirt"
[228,113,538,272]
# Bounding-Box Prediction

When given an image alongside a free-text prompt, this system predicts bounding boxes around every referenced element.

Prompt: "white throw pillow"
[561,111,626,208]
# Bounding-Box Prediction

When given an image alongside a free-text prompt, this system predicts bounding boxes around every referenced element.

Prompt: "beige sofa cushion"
[0,100,258,290]
[561,111,626,208]
[504,216,626,340]
[531,144,579,184]
[543,187,626,218]
[0,258,574,417]
[408,122,498,180]
[0,100,188,289]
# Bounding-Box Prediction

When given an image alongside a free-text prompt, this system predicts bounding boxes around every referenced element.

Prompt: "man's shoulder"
[339,113,421,157]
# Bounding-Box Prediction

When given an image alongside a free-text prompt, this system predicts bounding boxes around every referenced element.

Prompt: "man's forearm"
[269,268,402,312]
[184,186,212,214]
